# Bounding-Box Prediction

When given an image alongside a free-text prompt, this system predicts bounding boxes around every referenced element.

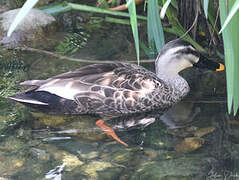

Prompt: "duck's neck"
[156,70,190,102]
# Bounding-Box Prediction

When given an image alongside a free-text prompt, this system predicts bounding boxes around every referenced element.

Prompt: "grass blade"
[38,3,72,15]
[163,4,205,53]
[126,0,140,63]
[147,2,156,56]
[229,1,239,115]
[68,3,147,20]
[207,0,219,33]
[219,0,239,33]
[147,0,165,53]
[203,0,209,18]
[219,0,239,115]
[160,0,171,19]
[219,0,233,113]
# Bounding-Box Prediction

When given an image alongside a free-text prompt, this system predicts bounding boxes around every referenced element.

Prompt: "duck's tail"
[8,91,49,105]
[8,79,49,106]
[8,90,79,114]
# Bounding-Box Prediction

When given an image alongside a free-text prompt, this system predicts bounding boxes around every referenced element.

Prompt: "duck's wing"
[71,62,165,114]
[77,62,160,90]
[19,62,166,114]
[20,63,123,86]
[21,62,160,91]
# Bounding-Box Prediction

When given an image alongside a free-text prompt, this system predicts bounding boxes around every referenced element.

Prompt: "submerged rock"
[30,148,50,161]
[80,160,123,180]
[174,137,205,153]
[132,157,211,180]
[0,151,25,176]
[193,127,216,138]
[43,145,84,171]
[0,177,9,180]
[62,153,84,171]
[0,9,56,47]
[78,151,99,160]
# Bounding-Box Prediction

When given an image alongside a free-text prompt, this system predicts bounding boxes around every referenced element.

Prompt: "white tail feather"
[8,96,48,105]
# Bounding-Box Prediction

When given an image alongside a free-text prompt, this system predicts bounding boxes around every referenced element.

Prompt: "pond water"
[0,10,239,180]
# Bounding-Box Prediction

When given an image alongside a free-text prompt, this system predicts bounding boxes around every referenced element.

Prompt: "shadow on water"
[1,11,239,180]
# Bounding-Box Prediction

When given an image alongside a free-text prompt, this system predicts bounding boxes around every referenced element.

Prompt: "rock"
[0,9,56,47]
[0,177,9,180]
[174,137,205,153]
[0,151,25,176]
[31,112,67,127]
[193,127,216,138]
[144,149,159,160]
[4,0,26,9]
[77,151,99,160]
[167,126,215,138]
[30,148,50,161]
[80,161,123,180]
[62,153,84,171]
[0,5,8,14]
[43,145,84,171]
[0,136,25,151]
[132,157,211,180]
[5,0,54,9]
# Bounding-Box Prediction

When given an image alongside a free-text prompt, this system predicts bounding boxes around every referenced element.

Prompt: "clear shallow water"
[0,12,238,180]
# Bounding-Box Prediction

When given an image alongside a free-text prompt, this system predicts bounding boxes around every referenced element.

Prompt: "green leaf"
[163,5,205,53]
[68,3,147,20]
[147,4,156,54]
[160,0,171,19]
[38,3,72,15]
[126,0,140,63]
[7,0,39,37]
[170,0,178,9]
[147,0,165,53]
[105,17,131,25]
[219,0,239,33]
[207,0,219,33]
[139,40,153,57]
[219,0,239,115]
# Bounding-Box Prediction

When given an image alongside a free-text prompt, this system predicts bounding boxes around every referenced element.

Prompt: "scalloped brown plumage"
[9,62,173,116]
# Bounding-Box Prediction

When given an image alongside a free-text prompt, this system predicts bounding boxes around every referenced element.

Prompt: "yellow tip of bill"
[216,63,224,71]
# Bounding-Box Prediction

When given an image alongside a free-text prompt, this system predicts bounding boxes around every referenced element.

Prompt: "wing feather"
[19,62,166,114]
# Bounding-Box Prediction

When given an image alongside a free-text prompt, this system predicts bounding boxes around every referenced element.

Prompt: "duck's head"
[155,39,224,77]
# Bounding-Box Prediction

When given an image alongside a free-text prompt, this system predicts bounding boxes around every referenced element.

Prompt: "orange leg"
[96,120,128,147]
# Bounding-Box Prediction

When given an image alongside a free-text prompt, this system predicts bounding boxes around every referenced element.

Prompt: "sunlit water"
[0,11,238,180]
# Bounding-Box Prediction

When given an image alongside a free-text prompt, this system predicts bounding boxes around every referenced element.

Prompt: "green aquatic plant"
[0,58,28,98]
[55,31,89,55]
[0,99,32,139]
[0,59,28,72]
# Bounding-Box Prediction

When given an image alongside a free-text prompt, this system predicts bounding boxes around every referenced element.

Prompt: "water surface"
[0,11,238,180]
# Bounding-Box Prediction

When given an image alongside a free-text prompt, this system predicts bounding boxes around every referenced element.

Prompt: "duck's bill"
[193,55,224,71]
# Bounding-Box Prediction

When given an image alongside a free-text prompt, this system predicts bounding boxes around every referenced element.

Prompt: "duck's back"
[9,62,175,115]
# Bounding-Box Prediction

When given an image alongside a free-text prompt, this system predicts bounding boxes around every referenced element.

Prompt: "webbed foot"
[96,120,128,147]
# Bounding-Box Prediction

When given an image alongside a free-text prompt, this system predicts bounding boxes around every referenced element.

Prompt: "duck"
[8,39,224,146]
